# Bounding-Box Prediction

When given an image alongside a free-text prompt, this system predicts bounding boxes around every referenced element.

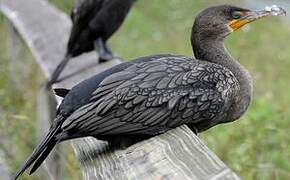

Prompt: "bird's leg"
[94,38,114,63]
[106,137,135,150]
[103,42,113,55]
[104,42,122,60]
[187,125,198,135]
[105,136,149,150]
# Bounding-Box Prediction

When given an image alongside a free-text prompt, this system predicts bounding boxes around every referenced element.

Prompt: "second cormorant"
[47,0,136,87]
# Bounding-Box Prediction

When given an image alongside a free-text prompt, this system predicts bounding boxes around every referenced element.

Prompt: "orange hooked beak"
[229,6,286,31]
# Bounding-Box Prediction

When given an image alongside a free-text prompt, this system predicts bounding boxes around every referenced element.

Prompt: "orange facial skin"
[229,19,251,31]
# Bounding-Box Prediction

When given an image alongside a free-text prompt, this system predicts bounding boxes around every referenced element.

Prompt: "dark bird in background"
[14,5,285,179]
[47,0,136,87]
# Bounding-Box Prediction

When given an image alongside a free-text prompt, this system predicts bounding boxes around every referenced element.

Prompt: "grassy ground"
[1,0,290,179]
[0,13,40,180]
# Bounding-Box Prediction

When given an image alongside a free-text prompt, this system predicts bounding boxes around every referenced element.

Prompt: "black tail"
[13,116,64,180]
[46,54,72,88]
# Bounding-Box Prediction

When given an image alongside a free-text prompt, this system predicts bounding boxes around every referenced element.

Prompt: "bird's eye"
[231,11,243,19]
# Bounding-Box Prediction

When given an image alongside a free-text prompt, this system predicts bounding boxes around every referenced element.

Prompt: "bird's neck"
[191,34,253,120]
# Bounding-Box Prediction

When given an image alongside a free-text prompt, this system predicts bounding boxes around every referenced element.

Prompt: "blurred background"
[0,0,289,179]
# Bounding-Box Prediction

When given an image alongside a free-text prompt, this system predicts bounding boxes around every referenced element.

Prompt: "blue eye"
[232,11,242,19]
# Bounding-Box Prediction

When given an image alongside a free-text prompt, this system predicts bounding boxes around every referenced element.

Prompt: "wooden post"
[0,150,10,180]
[4,1,64,179]
[0,108,10,180]
[0,122,11,180]
[73,126,240,180]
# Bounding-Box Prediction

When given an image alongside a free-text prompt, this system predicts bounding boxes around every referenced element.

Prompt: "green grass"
[0,13,40,180]
[1,0,290,179]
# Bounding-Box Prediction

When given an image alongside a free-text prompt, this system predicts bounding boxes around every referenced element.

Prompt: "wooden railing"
[0,0,241,179]
[0,150,10,180]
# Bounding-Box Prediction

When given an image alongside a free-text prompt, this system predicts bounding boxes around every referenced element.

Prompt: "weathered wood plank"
[0,108,10,180]
[0,136,10,180]
[73,126,240,180]
[0,147,10,180]
[0,0,240,179]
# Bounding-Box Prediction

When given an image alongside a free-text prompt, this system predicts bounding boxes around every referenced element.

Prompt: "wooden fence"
[0,0,240,179]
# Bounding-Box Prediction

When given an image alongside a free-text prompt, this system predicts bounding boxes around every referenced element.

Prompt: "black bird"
[47,0,136,87]
[14,5,285,179]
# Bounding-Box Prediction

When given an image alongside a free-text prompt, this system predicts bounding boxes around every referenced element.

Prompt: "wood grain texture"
[0,108,10,180]
[73,126,240,180]
[0,0,240,179]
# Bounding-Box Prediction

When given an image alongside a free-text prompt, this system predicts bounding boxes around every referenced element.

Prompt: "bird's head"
[192,5,286,40]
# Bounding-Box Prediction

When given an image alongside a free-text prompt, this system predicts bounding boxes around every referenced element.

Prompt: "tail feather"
[13,117,64,180]
[29,141,57,175]
[46,54,72,88]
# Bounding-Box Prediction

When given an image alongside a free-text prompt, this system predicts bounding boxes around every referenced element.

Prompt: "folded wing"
[59,56,239,139]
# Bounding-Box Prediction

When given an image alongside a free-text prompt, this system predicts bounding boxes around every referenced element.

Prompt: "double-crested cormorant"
[47,0,136,87]
[14,5,285,179]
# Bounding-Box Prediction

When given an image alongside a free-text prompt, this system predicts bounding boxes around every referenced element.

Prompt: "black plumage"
[47,0,136,87]
[14,5,285,179]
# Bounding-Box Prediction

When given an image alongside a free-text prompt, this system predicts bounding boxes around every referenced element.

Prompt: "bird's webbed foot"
[94,38,114,63]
